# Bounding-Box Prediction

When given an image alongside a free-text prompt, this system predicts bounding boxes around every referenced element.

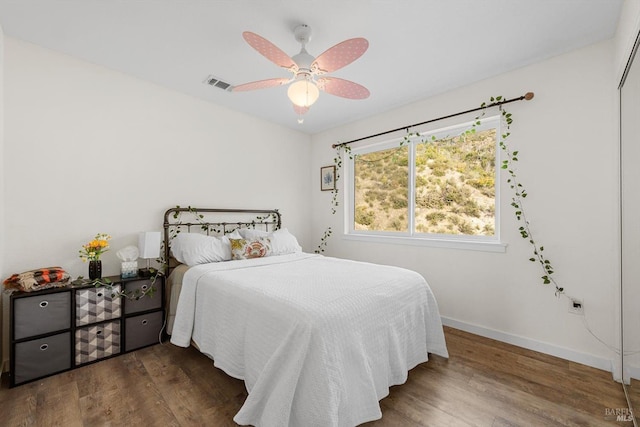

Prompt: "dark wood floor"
[0,327,632,426]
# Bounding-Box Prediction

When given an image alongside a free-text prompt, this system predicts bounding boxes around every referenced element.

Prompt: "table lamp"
[138,231,161,277]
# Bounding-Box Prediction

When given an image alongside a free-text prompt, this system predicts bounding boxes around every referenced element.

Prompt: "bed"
[164,207,448,427]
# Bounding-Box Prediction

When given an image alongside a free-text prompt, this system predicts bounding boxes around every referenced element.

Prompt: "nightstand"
[9,274,164,387]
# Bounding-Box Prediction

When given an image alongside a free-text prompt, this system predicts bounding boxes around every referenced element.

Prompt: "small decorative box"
[120,261,138,279]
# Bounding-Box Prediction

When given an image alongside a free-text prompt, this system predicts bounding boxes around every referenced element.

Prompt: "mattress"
[166,264,189,335]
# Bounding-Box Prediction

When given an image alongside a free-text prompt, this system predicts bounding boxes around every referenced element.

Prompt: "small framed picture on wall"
[320,165,336,191]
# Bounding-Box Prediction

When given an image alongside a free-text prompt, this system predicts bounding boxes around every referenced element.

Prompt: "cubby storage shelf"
[9,274,164,387]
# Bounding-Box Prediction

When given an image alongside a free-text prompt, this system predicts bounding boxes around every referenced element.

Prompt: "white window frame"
[344,116,506,253]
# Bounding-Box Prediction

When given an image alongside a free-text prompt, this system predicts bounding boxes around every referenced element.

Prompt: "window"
[346,116,504,251]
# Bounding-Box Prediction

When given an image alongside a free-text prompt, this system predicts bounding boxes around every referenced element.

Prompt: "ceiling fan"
[232,24,370,122]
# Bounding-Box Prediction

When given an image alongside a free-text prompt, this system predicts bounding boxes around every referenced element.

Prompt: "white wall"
[2,37,312,282]
[311,40,619,370]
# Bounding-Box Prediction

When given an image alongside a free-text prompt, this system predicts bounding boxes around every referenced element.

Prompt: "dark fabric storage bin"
[123,280,162,314]
[13,292,71,340]
[125,311,163,351]
[14,332,71,384]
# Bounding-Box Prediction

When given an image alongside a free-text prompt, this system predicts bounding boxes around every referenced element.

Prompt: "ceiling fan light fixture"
[287,78,320,108]
[234,25,369,120]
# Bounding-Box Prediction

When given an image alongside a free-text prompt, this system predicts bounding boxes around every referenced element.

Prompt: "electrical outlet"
[568,298,584,315]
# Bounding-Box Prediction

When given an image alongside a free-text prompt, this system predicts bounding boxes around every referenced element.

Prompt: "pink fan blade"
[311,38,369,74]
[232,78,291,92]
[293,104,309,115]
[243,32,298,71]
[317,77,370,99]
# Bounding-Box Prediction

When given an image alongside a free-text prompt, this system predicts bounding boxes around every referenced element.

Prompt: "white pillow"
[238,228,270,239]
[170,233,231,266]
[227,229,243,239]
[269,228,302,256]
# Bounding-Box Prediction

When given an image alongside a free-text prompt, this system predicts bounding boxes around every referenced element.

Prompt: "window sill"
[342,233,507,253]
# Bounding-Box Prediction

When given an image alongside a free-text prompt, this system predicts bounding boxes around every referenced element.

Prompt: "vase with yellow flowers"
[79,233,111,279]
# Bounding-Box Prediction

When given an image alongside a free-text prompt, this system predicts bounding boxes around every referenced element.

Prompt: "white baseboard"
[441,316,615,374]
[624,363,640,383]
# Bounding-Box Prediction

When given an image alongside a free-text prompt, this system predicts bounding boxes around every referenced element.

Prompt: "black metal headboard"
[162,207,281,275]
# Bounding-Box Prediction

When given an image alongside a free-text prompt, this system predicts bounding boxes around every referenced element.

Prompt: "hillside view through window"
[352,121,498,239]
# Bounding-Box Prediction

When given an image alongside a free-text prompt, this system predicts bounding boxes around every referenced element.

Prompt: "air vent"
[204,75,232,91]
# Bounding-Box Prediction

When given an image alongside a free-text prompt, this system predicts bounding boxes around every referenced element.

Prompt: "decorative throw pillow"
[230,238,271,260]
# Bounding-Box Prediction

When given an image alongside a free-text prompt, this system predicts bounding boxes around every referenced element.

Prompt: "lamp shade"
[138,231,161,259]
[287,78,319,107]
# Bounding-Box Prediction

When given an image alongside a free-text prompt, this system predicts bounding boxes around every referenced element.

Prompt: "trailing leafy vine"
[329,145,352,214]
[314,145,350,253]
[491,101,562,295]
[70,275,159,300]
[320,94,563,295]
[314,227,333,254]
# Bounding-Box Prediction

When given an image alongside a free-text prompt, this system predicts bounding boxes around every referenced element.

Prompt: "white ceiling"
[0,0,623,134]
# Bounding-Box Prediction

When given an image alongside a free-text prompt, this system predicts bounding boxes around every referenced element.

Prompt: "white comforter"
[171,253,448,427]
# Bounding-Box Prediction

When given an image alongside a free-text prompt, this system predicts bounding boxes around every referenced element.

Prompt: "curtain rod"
[332,92,534,149]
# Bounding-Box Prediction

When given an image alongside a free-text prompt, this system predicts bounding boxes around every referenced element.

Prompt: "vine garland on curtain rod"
[331,91,535,149]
